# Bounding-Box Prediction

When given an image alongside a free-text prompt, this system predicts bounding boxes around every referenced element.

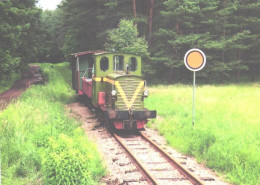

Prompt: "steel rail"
[112,132,158,185]
[139,131,205,185]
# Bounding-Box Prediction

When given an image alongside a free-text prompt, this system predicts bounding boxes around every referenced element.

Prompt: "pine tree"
[235,0,260,81]
[154,0,210,83]
[59,0,100,58]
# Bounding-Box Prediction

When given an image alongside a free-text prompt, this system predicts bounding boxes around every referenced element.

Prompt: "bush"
[42,130,104,185]
[0,51,22,93]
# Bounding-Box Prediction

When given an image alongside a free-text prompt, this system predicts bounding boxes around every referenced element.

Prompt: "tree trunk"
[168,67,174,83]
[236,24,243,82]
[221,0,226,84]
[97,1,101,32]
[176,22,179,34]
[249,65,255,82]
[148,0,154,45]
[236,70,240,82]
[236,48,242,82]
[132,0,136,18]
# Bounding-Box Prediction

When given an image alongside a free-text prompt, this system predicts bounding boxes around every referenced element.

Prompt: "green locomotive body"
[71,51,156,129]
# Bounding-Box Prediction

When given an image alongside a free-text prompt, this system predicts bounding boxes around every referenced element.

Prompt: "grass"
[145,83,260,185]
[0,63,105,184]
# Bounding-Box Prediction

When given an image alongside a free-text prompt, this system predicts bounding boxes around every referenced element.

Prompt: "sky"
[37,0,62,10]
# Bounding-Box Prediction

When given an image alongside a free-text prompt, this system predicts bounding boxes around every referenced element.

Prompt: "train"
[71,51,156,130]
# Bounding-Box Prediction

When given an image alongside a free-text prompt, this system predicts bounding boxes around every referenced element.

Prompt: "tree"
[0,0,41,85]
[234,0,260,81]
[150,0,260,83]
[36,0,260,83]
[152,0,209,83]
[38,9,64,62]
[104,19,149,57]
[59,0,100,59]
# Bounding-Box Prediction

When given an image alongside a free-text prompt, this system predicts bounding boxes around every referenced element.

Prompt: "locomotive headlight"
[143,90,149,97]
[111,90,117,96]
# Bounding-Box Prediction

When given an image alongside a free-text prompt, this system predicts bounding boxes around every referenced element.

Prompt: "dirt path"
[0,65,43,110]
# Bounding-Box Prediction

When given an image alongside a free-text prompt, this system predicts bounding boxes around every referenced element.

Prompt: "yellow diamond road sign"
[184,48,206,71]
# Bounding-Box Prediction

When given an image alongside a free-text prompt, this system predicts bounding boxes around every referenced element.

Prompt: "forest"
[1,0,260,86]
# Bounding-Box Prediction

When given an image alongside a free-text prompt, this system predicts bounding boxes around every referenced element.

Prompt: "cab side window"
[100,57,109,71]
[129,57,137,71]
[113,55,124,71]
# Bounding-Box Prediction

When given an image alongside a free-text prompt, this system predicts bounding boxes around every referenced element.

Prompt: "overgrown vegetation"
[146,84,260,185]
[0,63,105,184]
[0,0,42,87]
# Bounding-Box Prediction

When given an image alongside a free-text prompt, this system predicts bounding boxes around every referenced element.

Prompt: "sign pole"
[192,71,196,126]
[184,48,206,126]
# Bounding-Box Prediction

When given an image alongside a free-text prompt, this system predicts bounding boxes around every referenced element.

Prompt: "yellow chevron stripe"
[115,81,130,108]
[93,77,102,81]
[93,77,115,85]
[105,78,115,85]
[129,81,144,108]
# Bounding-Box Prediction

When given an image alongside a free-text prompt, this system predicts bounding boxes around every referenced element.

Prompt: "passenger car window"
[113,55,124,71]
[100,57,109,71]
[129,57,137,71]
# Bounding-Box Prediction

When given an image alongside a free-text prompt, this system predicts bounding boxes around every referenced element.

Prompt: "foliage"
[42,130,103,185]
[0,0,42,87]
[58,0,100,59]
[0,52,22,93]
[0,63,105,184]
[38,10,64,63]
[146,84,260,185]
[150,0,260,83]
[46,0,259,83]
[104,19,149,57]
[1,0,260,84]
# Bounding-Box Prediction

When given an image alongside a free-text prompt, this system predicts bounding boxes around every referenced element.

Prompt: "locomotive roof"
[71,50,141,58]
[93,52,140,57]
[71,50,105,57]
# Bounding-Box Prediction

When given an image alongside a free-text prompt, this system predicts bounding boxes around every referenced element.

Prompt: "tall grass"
[0,63,105,184]
[146,84,260,185]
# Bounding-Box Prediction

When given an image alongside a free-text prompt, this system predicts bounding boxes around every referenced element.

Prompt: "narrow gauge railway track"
[112,131,204,185]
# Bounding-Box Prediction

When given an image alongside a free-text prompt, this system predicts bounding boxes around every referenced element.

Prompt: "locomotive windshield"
[100,56,109,71]
[129,57,137,71]
[113,55,124,71]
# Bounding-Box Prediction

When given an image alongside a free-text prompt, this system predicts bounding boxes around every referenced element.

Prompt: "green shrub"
[0,51,23,93]
[42,130,104,185]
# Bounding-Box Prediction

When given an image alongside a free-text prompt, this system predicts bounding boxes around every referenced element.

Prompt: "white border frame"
[184,48,206,71]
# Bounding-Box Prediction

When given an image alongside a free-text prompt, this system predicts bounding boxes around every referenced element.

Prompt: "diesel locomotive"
[71,51,156,129]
